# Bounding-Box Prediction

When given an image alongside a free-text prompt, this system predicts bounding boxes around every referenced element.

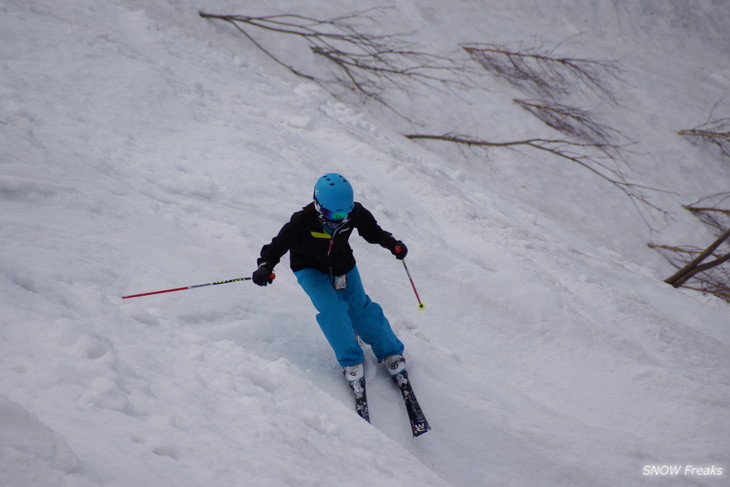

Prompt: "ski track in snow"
[2,0,729,486]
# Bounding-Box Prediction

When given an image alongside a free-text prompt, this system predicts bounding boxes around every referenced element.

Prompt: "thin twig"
[200,10,477,111]
[463,43,620,104]
[678,115,730,158]
[404,132,666,221]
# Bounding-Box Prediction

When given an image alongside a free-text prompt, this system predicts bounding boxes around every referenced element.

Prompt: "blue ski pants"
[294,265,404,367]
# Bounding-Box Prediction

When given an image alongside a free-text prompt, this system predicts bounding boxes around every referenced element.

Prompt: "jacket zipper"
[326,224,344,287]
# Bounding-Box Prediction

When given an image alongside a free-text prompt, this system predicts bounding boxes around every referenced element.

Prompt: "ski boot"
[384,354,431,436]
[384,354,406,377]
[343,363,369,422]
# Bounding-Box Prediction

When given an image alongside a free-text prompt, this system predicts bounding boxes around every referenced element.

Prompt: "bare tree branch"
[200,12,319,83]
[661,227,730,288]
[463,43,620,104]
[678,117,730,159]
[404,132,665,220]
[514,99,619,144]
[684,192,730,231]
[650,194,730,302]
[200,9,476,110]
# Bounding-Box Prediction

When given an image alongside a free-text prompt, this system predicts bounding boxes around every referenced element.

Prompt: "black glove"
[252,264,275,286]
[391,241,408,260]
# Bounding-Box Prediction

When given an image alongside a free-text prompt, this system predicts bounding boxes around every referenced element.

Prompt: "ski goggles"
[314,200,350,222]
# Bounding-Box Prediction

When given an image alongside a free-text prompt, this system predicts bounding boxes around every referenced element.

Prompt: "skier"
[251,173,409,387]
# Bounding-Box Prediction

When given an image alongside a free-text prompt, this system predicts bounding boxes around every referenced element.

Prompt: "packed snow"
[2,0,729,486]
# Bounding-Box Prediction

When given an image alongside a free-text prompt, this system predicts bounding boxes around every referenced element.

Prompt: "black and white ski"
[346,357,429,436]
[392,370,431,437]
[348,377,370,423]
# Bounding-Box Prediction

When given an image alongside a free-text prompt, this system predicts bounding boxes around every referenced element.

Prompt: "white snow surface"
[2,0,729,486]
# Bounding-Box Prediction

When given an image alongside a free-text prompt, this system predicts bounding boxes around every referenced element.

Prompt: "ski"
[392,370,431,437]
[347,376,370,423]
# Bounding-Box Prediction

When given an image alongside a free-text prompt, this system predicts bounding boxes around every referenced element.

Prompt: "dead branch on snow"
[463,43,620,103]
[404,132,664,219]
[200,9,475,110]
[678,117,730,159]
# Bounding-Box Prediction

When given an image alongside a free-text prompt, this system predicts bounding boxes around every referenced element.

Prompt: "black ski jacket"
[257,202,399,276]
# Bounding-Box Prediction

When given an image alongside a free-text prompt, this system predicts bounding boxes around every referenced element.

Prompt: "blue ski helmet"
[313,173,354,221]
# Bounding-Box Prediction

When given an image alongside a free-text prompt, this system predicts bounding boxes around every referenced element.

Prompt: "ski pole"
[121,274,275,299]
[399,257,425,310]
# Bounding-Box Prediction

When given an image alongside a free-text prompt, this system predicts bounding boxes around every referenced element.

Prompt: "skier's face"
[319,214,349,231]
[314,200,350,230]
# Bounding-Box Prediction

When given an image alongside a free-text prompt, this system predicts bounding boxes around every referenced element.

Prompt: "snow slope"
[1,0,729,486]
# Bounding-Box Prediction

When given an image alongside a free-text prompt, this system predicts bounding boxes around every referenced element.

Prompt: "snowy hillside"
[1,0,729,486]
